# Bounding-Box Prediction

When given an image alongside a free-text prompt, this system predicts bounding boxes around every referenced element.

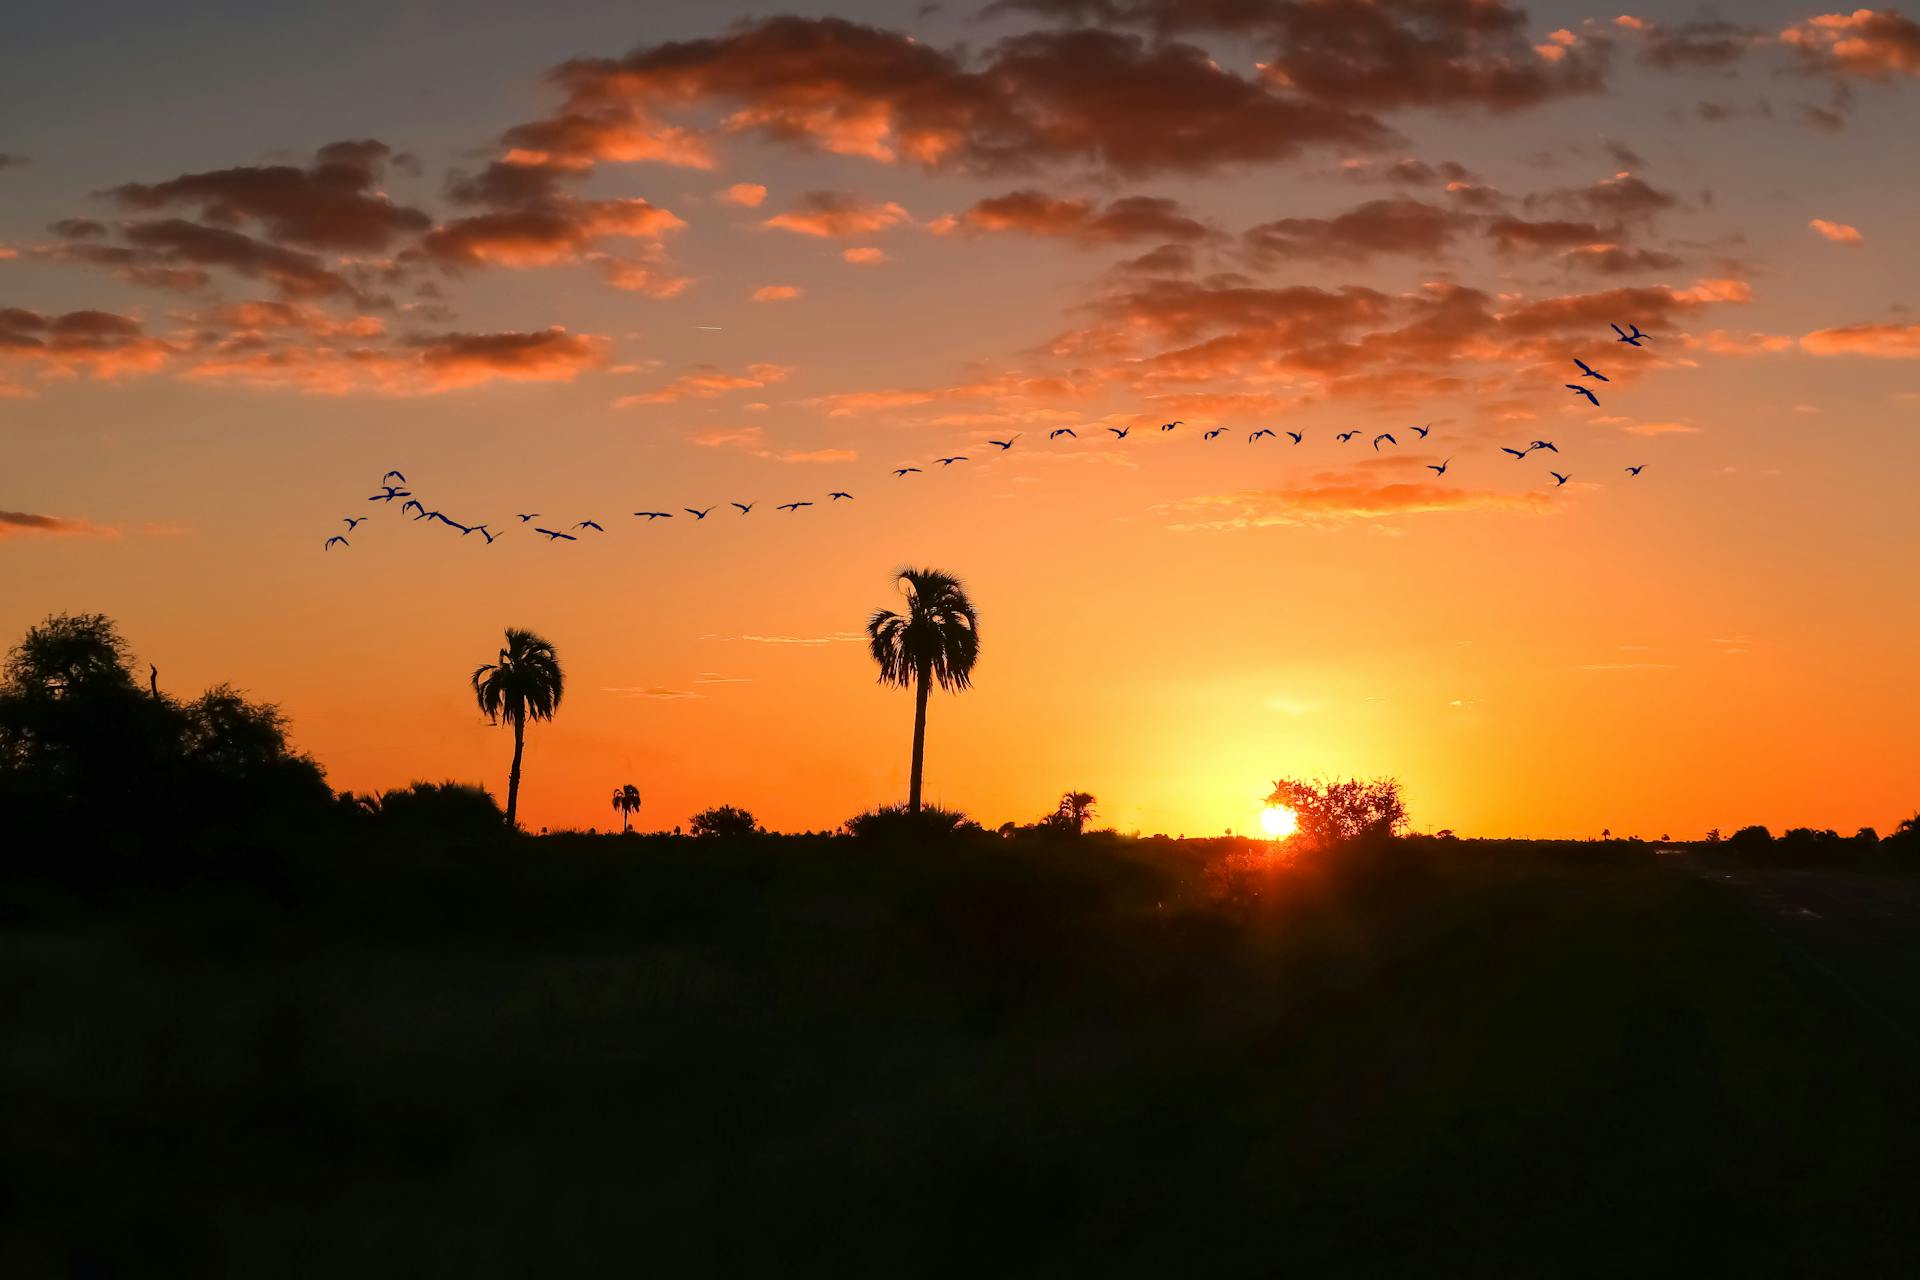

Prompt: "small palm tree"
[611,783,642,834]
[470,627,564,830]
[867,567,980,815]
[1056,791,1096,835]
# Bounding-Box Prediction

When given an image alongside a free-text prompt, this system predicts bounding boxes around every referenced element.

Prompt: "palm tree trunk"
[506,712,526,829]
[908,660,931,815]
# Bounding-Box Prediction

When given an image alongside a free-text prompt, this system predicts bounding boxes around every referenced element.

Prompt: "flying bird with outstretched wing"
[1574,358,1609,382]
[535,527,577,541]
[1566,383,1600,407]
[1372,433,1397,450]
[1048,428,1076,440]
[324,535,349,550]
[1612,322,1647,347]
[776,501,813,511]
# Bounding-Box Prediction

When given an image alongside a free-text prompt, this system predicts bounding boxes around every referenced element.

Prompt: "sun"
[1259,805,1298,839]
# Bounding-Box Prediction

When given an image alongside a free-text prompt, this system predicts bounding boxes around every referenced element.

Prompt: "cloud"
[506,18,1390,178]
[842,246,888,264]
[1801,321,1920,358]
[736,631,864,646]
[1809,217,1864,245]
[763,191,911,237]
[0,153,27,171]
[1525,173,1679,221]
[780,448,858,463]
[1622,421,1700,436]
[1160,475,1552,530]
[0,307,172,379]
[604,686,702,700]
[1782,9,1920,79]
[939,190,1210,244]
[1242,196,1463,262]
[0,510,119,540]
[106,140,429,251]
[721,183,768,207]
[418,156,684,269]
[615,362,794,405]
[183,326,608,394]
[1623,17,1764,69]
[751,284,801,302]
[119,219,364,300]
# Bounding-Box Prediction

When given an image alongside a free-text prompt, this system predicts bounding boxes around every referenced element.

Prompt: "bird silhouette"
[1612,323,1647,347]
[401,499,425,517]
[1108,427,1131,440]
[1528,440,1559,454]
[515,513,539,522]
[575,520,605,532]
[987,435,1019,450]
[1336,430,1360,443]
[1574,358,1610,382]
[1501,447,1529,460]
[535,527,577,541]
[1427,458,1452,476]
[324,535,349,550]
[381,470,406,485]
[634,511,674,520]
[368,486,409,502]
[462,523,490,537]
[1249,429,1276,442]
[937,456,968,465]
[1566,383,1600,407]
[1372,433,1397,450]
[829,491,854,501]
[428,512,467,531]
[342,517,365,530]
[1625,465,1645,476]
[1412,424,1431,439]
[477,528,498,544]
[685,507,714,520]
[1161,420,1183,432]
[777,501,813,511]
[1048,428,1077,440]
[1203,428,1227,441]
[1285,431,1303,445]
[1550,472,1570,487]
[732,502,755,515]
[894,467,922,477]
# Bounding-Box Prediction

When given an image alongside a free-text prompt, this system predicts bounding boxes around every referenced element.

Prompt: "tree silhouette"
[867,568,979,815]
[611,783,642,834]
[1055,791,1097,835]
[470,628,564,830]
[690,804,759,838]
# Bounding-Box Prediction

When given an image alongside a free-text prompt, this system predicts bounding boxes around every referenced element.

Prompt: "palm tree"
[611,783,641,834]
[867,567,980,815]
[470,627,564,830]
[1056,790,1096,835]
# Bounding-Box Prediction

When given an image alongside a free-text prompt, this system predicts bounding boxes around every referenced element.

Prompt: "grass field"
[4,836,1917,1275]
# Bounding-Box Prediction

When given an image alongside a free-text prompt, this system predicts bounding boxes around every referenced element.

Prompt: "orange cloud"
[1801,321,1920,358]
[616,362,794,406]
[418,198,683,268]
[182,326,607,395]
[1622,421,1701,436]
[721,183,768,207]
[1161,476,1552,530]
[0,307,173,380]
[842,247,888,264]
[763,191,910,237]
[0,510,120,540]
[1782,9,1920,78]
[1809,218,1864,245]
[751,284,801,302]
[943,191,1210,244]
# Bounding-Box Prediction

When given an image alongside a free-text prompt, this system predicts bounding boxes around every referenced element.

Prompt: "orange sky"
[4,1,1918,837]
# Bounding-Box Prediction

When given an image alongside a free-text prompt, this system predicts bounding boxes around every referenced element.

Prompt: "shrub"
[354,781,507,847]
[689,805,761,838]
[844,803,979,841]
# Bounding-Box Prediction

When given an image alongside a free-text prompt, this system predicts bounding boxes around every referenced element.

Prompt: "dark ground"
[3,837,1918,1276]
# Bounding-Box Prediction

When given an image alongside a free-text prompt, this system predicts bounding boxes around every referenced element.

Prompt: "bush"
[1266,777,1407,849]
[844,804,980,841]
[689,805,761,838]
[347,781,507,848]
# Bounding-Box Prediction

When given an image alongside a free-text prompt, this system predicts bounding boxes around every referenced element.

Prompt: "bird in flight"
[1372,432,1397,450]
[1108,427,1131,440]
[575,520,605,532]
[1203,428,1227,441]
[476,528,498,544]
[634,511,673,520]
[401,499,425,518]
[829,491,854,501]
[515,513,539,523]
[462,523,490,537]
[428,512,467,531]
[324,535,349,551]
[1249,429,1276,442]
[987,436,1019,450]
[1574,358,1609,382]
[1160,420,1183,432]
[894,467,922,477]
[777,501,813,512]
[685,507,714,520]
[1625,465,1645,476]
[1528,440,1559,454]
[1566,383,1601,407]
[535,527,576,541]
[1285,431,1303,445]
[1550,472,1571,488]
[1427,458,1453,476]
[342,517,365,531]
[369,486,409,502]
[381,470,406,486]
[1612,323,1647,347]
[732,502,755,515]
[1412,424,1431,440]
[1336,430,1360,444]
[937,456,968,466]
[1048,428,1076,440]
[1501,447,1528,460]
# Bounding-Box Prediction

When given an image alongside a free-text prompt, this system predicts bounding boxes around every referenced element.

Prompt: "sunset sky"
[4,1,1917,838]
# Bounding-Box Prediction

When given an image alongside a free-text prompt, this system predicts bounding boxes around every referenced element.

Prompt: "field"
[5,836,1919,1275]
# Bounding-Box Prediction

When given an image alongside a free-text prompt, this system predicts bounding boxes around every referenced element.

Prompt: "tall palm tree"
[470,627,564,830]
[867,567,980,815]
[1056,791,1096,835]
[611,783,641,834]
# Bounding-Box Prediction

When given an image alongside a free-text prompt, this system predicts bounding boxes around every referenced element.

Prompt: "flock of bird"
[320,322,1654,551]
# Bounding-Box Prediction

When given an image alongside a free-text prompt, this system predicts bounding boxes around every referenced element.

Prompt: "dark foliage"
[844,802,981,841]
[689,804,761,838]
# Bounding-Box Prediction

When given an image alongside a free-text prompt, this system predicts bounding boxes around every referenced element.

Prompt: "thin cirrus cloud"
[184,327,609,395]
[1159,476,1553,531]
[762,191,911,237]
[751,284,801,302]
[933,191,1211,244]
[1809,217,1864,245]
[0,510,119,540]
[615,362,794,406]
[1800,321,1920,358]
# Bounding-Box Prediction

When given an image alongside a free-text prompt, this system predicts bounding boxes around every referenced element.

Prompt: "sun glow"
[1259,805,1299,839]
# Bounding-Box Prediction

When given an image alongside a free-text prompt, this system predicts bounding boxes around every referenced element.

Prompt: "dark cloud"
[943,190,1210,243]
[48,218,107,239]
[0,307,170,378]
[105,140,430,252]
[1242,197,1464,262]
[1782,9,1920,79]
[119,219,360,300]
[1526,173,1679,221]
[0,511,116,540]
[1630,17,1762,70]
[0,153,28,171]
